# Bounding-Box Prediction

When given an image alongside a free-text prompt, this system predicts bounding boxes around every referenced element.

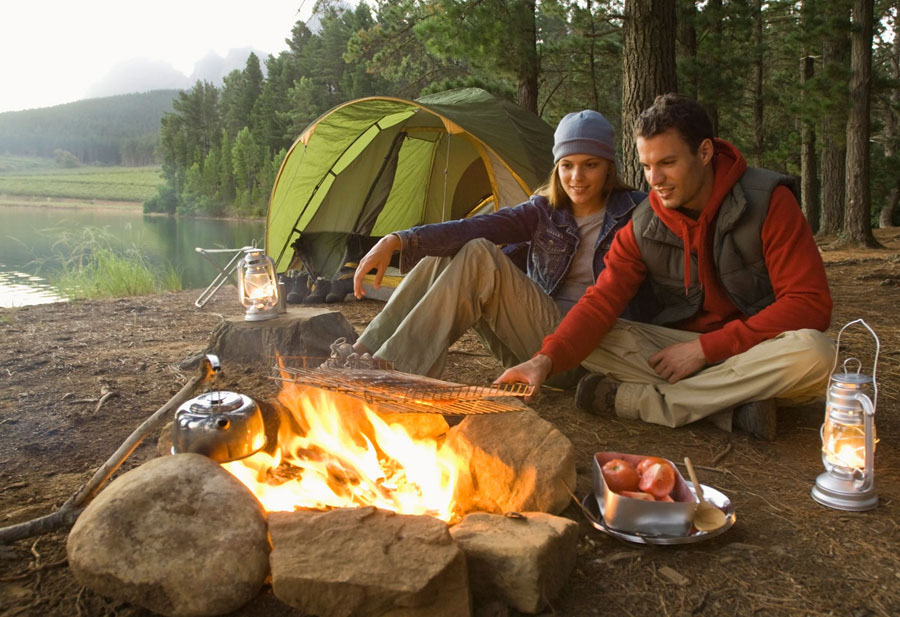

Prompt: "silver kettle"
[172,388,267,464]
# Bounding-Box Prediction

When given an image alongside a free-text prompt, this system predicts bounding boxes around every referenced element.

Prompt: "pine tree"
[621,0,677,189]
[843,0,878,246]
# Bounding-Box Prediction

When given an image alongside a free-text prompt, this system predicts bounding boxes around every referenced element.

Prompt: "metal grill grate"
[270,362,533,415]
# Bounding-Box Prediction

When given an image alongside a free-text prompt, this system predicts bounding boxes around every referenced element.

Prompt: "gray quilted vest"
[632,167,799,326]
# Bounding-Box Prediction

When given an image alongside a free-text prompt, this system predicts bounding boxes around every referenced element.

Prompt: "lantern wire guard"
[811,319,880,511]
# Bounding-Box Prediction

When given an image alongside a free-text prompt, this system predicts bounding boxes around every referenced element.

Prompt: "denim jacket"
[395,190,656,320]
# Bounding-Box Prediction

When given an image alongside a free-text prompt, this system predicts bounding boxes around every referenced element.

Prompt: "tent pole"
[441,132,451,222]
[351,130,408,235]
[272,119,391,270]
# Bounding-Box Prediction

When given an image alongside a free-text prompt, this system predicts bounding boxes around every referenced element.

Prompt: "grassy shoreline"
[0,194,144,211]
[0,193,266,223]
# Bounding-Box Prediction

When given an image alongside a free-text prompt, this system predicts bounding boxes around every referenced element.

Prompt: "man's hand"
[648,339,706,384]
[353,234,401,299]
[493,354,553,402]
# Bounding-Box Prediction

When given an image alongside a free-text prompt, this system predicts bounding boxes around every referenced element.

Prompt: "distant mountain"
[0,91,180,165]
[86,59,193,99]
[189,48,271,85]
[85,48,269,100]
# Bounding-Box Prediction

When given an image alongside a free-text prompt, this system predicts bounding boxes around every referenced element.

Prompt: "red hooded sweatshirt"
[538,139,832,373]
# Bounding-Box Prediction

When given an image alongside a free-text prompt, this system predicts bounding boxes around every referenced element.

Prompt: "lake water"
[0,206,266,308]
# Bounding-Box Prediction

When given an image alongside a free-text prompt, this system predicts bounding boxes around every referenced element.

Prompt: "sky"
[0,1,310,114]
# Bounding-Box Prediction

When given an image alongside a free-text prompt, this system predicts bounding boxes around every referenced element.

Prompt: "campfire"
[222,383,464,521]
[65,351,578,617]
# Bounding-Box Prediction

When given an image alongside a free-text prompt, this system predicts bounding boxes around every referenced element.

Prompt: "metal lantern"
[811,319,879,511]
[237,250,280,321]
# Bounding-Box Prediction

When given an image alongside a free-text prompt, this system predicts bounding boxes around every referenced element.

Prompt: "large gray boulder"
[67,454,270,617]
[269,506,470,617]
[450,511,579,614]
[444,405,576,515]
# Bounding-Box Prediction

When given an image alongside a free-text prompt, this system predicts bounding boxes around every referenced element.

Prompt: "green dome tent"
[265,88,555,280]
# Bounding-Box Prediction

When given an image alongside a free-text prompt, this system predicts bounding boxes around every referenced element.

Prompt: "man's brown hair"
[633,93,715,154]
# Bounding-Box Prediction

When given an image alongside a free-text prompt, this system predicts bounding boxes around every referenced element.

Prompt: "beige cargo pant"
[581,320,835,430]
[357,238,563,378]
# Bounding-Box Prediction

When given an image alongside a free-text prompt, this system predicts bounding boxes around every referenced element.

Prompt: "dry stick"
[93,389,116,414]
[0,360,215,545]
[711,442,733,466]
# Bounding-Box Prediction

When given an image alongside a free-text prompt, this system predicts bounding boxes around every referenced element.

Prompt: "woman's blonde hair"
[534,158,634,209]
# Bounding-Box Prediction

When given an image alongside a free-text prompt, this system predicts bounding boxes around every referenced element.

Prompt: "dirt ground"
[2,229,900,617]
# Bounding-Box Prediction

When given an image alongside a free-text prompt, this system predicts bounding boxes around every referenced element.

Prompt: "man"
[496,94,834,440]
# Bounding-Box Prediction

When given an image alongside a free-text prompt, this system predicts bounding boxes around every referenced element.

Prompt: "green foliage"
[46,228,182,299]
[143,184,178,214]
[142,0,897,233]
[53,149,81,168]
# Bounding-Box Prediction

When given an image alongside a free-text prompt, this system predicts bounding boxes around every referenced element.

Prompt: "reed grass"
[46,228,182,300]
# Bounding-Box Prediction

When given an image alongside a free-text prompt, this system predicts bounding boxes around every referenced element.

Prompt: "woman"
[341,110,652,381]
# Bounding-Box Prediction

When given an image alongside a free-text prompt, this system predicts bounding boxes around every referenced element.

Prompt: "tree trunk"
[621,0,678,189]
[842,0,877,247]
[677,0,699,99]
[703,0,724,134]
[818,0,851,236]
[819,143,846,235]
[879,5,900,228]
[588,0,600,110]
[514,0,540,115]
[801,55,821,232]
[881,189,900,227]
[751,0,765,167]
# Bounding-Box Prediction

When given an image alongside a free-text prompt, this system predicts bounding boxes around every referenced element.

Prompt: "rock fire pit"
[66,310,580,616]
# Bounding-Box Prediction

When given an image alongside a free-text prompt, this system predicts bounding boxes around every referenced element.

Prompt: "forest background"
[0,0,898,245]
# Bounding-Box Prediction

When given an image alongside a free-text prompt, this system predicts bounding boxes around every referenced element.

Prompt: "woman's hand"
[493,354,553,402]
[353,234,401,299]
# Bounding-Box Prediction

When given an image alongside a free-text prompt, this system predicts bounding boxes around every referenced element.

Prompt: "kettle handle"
[832,319,880,411]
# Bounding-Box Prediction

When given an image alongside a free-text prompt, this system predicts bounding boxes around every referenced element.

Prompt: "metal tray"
[593,452,697,536]
[581,484,736,545]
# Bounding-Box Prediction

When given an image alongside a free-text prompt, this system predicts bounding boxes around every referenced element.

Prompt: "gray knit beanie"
[552,110,616,164]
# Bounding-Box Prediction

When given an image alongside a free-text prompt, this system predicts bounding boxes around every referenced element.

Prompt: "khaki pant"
[359,238,835,430]
[358,238,562,377]
[581,320,835,430]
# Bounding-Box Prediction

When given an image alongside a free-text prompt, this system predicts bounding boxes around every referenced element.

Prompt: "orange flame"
[222,382,463,522]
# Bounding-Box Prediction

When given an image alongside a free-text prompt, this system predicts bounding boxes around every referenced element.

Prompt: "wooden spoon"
[683,457,727,532]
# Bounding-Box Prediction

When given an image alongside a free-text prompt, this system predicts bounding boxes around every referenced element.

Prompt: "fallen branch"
[93,389,116,414]
[0,357,217,545]
[711,443,733,466]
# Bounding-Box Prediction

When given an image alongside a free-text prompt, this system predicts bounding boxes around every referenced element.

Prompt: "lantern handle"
[831,319,879,412]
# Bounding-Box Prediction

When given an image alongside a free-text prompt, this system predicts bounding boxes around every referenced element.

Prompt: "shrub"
[53,149,81,168]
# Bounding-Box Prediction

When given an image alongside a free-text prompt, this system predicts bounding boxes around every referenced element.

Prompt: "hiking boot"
[575,373,619,415]
[732,399,777,441]
[325,276,354,303]
[285,271,310,304]
[303,277,331,304]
